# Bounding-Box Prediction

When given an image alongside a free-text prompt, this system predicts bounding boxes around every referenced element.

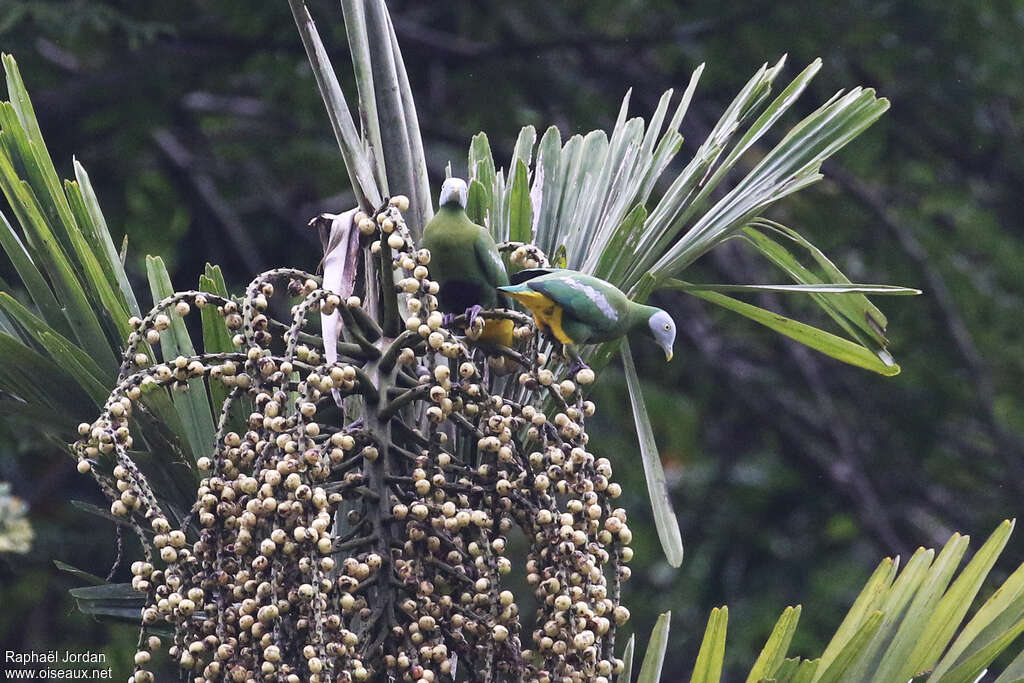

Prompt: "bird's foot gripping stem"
[443,305,484,330]
[566,357,591,376]
[561,342,590,376]
[464,305,484,328]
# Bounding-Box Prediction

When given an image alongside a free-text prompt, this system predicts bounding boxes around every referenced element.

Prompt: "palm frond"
[0,54,225,514]
[0,6,976,682]
[289,0,432,234]
[636,611,672,683]
[464,60,901,374]
[288,1,381,212]
[146,255,216,463]
[690,607,728,683]
[629,522,1022,682]
[663,279,901,376]
[622,338,684,567]
[284,0,914,567]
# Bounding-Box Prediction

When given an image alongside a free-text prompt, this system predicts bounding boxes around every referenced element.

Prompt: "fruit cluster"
[73,198,634,683]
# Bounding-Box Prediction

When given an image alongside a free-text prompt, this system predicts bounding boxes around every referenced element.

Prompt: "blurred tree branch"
[151,128,266,274]
[826,162,1024,491]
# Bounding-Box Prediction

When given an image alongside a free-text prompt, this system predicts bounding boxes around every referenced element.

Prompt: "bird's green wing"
[474,229,510,289]
[510,267,556,285]
[527,272,631,338]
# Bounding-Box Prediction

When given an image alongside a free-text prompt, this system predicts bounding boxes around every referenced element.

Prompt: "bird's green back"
[520,270,635,342]
[422,206,508,311]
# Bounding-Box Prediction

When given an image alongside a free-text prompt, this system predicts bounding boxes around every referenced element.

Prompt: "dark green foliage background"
[0,0,1021,677]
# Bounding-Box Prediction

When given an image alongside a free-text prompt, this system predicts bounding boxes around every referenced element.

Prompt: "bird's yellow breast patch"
[505,290,574,344]
[477,318,515,348]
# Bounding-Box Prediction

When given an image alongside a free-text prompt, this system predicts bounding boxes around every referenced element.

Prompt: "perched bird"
[500,268,676,369]
[421,177,514,347]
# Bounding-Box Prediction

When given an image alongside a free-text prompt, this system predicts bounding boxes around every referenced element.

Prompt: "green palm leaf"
[0,54,230,480]
[746,606,802,683]
[690,607,728,683]
[146,255,216,463]
[665,279,901,376]
[622,337,684,567]
[637,611,672,683]
[636,523,1024,682]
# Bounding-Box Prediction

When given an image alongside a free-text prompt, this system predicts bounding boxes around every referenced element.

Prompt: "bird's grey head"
[647,309,676,361]
[439,177,468,209]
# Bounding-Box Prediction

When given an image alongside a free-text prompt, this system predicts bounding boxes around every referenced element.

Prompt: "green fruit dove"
[500,268,676,371]
[421,178,514,347]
